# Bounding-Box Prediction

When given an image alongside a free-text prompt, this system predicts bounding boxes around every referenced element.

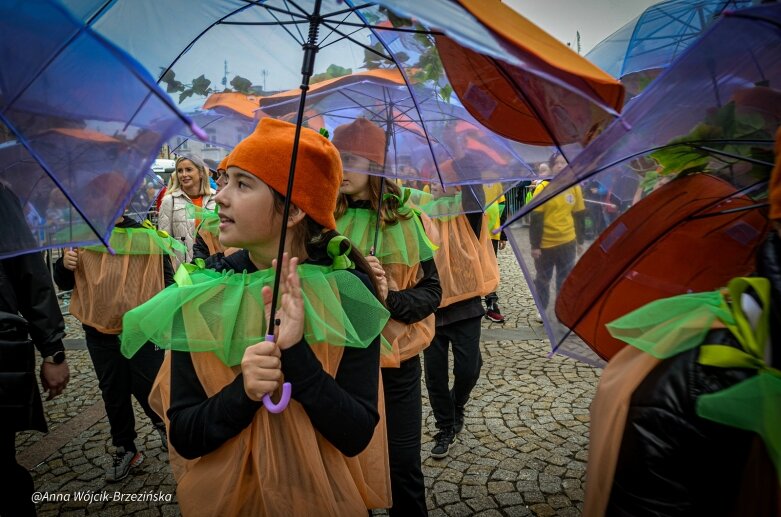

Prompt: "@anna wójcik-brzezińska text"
[32,490,173,504]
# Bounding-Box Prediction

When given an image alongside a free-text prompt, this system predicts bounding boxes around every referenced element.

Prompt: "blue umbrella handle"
[261,334,291,413]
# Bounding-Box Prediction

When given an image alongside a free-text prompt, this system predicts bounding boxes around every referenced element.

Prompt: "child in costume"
[192,156,232,261]
[53,213,177,482]
[333,118,442,516]
[417,173,499,459]
[583,130,781,516]
[121,118,390,516]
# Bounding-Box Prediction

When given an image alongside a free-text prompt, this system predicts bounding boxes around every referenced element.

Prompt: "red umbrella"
[555,173,769,361]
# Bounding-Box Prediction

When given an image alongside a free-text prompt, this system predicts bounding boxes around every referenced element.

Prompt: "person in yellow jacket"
[483,186,508,323]
[529,153,586,322]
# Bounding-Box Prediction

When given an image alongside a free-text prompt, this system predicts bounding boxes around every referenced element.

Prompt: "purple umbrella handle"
[261,334,291,413]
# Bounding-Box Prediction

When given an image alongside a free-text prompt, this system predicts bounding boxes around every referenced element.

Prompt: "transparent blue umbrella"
[587,0,753,100]
[504,4,780,365]
[0,0,201,259]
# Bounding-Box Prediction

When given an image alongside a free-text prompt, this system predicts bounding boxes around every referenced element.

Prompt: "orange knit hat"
[332,118,387,167]
[217,155,229,172]
[770,126,781,221]
[226,118,342,229]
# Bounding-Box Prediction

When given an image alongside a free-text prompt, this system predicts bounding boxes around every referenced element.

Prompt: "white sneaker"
[534,312,543,323]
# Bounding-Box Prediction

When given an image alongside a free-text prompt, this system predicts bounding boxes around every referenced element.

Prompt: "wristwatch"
[43,351,66,364]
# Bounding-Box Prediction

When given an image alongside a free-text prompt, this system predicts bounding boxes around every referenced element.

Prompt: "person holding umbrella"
[125,118,390,516]
[333,118,442,516]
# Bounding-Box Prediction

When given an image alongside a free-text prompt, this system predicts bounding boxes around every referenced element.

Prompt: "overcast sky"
[504,0,659,54]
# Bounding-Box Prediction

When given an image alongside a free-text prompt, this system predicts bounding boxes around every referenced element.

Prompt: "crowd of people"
[1,117,510,516]
[2,117,778,516]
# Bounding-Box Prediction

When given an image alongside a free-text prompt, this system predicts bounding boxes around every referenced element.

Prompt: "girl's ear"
[286,203,307,227]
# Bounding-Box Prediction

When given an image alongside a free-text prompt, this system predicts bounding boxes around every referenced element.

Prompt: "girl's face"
[215,167,280,251]
[340,171,370,200]
[216,169,228,192]
[177,159,201,192]
[551,155,567,175]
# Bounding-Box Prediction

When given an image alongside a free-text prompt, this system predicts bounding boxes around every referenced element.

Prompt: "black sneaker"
[454,406,465,434]
[154,422,168,452]
[430,427,455,459]
[106,447,144,483]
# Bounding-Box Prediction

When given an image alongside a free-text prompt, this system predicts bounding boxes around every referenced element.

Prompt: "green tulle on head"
[336,196,436,266]
[607,277,781,481]
[82,222,186,256]
[120,261,391,367]
[186,204,220,237]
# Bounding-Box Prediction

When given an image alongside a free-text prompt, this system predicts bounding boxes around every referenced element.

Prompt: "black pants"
[485,239,500,309]
[85,329,163,449]
[423,316,482,430]
[533,240,576,311]
[0,428,35,517]
[382,355,427,516]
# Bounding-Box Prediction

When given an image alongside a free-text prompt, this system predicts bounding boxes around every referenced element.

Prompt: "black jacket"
[167,249,381,460]
[191,232,210,262]
[346,200,442,324]
[607,232,781,516]
[0,184,66,432]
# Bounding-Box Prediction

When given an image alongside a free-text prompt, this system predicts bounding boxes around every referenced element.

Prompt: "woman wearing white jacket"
[157,155,216,268]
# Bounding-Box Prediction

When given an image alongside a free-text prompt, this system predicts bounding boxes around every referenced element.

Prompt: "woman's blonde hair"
[169,155,212,196]
[334,165,411,227]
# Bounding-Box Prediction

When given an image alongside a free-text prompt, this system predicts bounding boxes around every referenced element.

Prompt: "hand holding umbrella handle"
[261,334,292,413]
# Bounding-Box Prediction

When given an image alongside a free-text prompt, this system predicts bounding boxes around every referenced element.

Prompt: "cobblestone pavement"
[23,249,600,516]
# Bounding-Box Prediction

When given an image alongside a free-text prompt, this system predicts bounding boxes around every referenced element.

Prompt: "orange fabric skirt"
[150,341,390,516]
[431,214,499,308]
[70,250,163,334]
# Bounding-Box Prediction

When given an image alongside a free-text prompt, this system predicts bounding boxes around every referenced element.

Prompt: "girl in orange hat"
[121,118,390,516]
[333,118,442,516]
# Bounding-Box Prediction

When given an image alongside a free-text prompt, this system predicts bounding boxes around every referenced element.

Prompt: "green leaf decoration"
[191,74,212,96]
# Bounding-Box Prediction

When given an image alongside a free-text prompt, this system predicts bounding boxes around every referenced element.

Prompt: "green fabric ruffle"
[83,221,185,256]
[607,276,781,480]
[336,194,436,266]
[120,260,390,367]
[186,204,220,237]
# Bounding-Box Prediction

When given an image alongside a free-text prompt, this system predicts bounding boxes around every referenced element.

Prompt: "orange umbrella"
[202,91,265,119]
[438,0,624,147]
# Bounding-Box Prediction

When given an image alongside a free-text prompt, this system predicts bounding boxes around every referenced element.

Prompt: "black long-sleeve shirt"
[167,249,381,459]
[346,200,442,324]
